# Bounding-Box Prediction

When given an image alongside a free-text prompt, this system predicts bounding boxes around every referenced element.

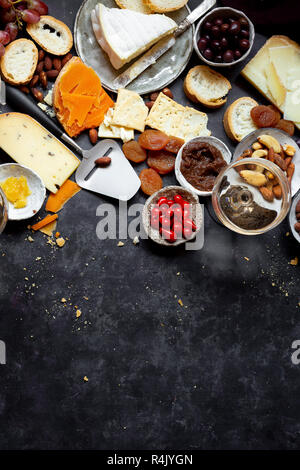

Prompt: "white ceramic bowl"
[233,128,300,196]
[194,7,255,68]
[0,164,46,221]
[142,185,203,247]
[175,136,232,197]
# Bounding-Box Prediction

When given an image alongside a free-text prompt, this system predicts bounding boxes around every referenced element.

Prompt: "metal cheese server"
[112,0,216,89]
[5,85,140,201]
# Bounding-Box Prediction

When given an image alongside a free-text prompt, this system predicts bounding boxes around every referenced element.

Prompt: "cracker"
[180,106,211,141]
[145,92,185,136]
[111,89,148,132]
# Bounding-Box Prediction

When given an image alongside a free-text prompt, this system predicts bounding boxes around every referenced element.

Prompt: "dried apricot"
[122,140,147,163]
[250,105,277,128]
[267,105,281,125]
[139,168,163,196]
[147,150,176,175]
[138,130,169,151]
[165,136,185,154]
[275,119,295,136]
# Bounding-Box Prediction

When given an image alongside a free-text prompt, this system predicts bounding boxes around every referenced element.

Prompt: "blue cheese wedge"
[91,3,177,69]
[0,113,80,193]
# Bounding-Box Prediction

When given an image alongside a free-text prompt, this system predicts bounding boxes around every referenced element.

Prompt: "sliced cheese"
[284,90,300,122]
[178,106,211,141]
[241,35,300,131]
[0,113,80,193]
[91,3,177,69]
[265,61,286,107]
[269,45,300,88]
[62,94,95,127]
[98,107,134,142]
[145,92,211,141]
[111,89,148,132]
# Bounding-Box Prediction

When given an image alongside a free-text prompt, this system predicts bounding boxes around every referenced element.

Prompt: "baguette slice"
[27,16,73,56]
[223,97,258,142]
[115,0,152,14]
[143,0,188,12]
[184,65,231,109]
[0,39,38,85]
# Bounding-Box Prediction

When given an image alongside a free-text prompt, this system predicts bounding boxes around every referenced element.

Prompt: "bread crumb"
[76,309,82,318]
[178,299,184,307]
[55,232,60,238]
[290,257,298,266]
[133,236,139,245]
[28,236,34,243]
[244,257,250,261]
[117,241,124,247]
[56,237,65,248]
[83,376,88,382]
[61,298,67,303]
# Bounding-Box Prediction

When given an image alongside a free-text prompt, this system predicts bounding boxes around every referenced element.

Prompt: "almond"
[36,61,44,74]
[95,156,111,167]
[259,186,274,202]
[39,71,47,89]
[53,58,62,72]
[30,74,39,88]
[89,129,98,145]
[44,56,52,71]
[62,53,73,67]
[272,184,282,199]
[19,85,30,94]
[46,69,59,80]
[31,88,43,102]
[38,50,45,61]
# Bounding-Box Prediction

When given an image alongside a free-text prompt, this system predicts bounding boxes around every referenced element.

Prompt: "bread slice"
[223,97,258,142]
[143,0,187,12]
[0,39,38,85]
[26,16,73,56]
[184,65,231,109]
[115,0,152,14]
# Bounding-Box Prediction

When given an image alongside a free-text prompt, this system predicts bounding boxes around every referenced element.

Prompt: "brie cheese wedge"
[91,3,177,70]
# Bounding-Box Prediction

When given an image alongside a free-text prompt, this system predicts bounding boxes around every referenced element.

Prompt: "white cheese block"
[284,90,300,122]
[0,113,80,193]
[269,46,300,88]
[91,3,177,69]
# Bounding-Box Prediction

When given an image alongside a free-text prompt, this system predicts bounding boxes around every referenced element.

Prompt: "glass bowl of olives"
[194,7,255,67]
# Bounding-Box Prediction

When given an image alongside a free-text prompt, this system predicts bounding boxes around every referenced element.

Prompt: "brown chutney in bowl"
[180,141,227,192]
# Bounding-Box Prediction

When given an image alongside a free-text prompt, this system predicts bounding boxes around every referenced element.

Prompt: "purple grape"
[214,55,222,63]
[239,39,250,51]
[220,37,228,49]
[198,37,208,52]
[240,29,249,39]
[211,39,221,51]
[203,20,212,31]
[220,23,229,34]
[234,49,242,59]
[211,25,220,38]
[203,48,214,60]
[228,21,241,35]
[223,50,234,63]
[214,18,223,26]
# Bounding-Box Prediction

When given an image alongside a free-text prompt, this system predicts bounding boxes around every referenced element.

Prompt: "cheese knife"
[4,84,141,201]
[0,78,6,106]
[112,0,216,90]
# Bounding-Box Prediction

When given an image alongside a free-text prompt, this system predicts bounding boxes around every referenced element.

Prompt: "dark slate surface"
[0,0,300,451]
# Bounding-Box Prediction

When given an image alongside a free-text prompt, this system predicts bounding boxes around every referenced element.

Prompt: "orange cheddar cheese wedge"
[53,57,114,137]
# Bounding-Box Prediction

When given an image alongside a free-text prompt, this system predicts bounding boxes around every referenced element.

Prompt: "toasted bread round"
[143,0,188,12]
[27,16,73,56]
[223,97,258,142]
[115,0,152,14]
[0,39,38,85]
[184,65,231,109]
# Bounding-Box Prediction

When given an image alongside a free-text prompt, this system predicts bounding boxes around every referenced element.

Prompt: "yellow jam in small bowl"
[0,176,31,209]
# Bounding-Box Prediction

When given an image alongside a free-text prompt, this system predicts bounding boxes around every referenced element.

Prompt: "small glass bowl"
[194,7,255,68]
[212,158,291,235]
[0,187,8,234]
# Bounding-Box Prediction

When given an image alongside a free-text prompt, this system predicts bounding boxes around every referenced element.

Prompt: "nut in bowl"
[142,186,203,247]
[194,7,255,67]
[212,158,291,236]
[233,128,300,197]
[175,136,232,197]
[0,164,46,221]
